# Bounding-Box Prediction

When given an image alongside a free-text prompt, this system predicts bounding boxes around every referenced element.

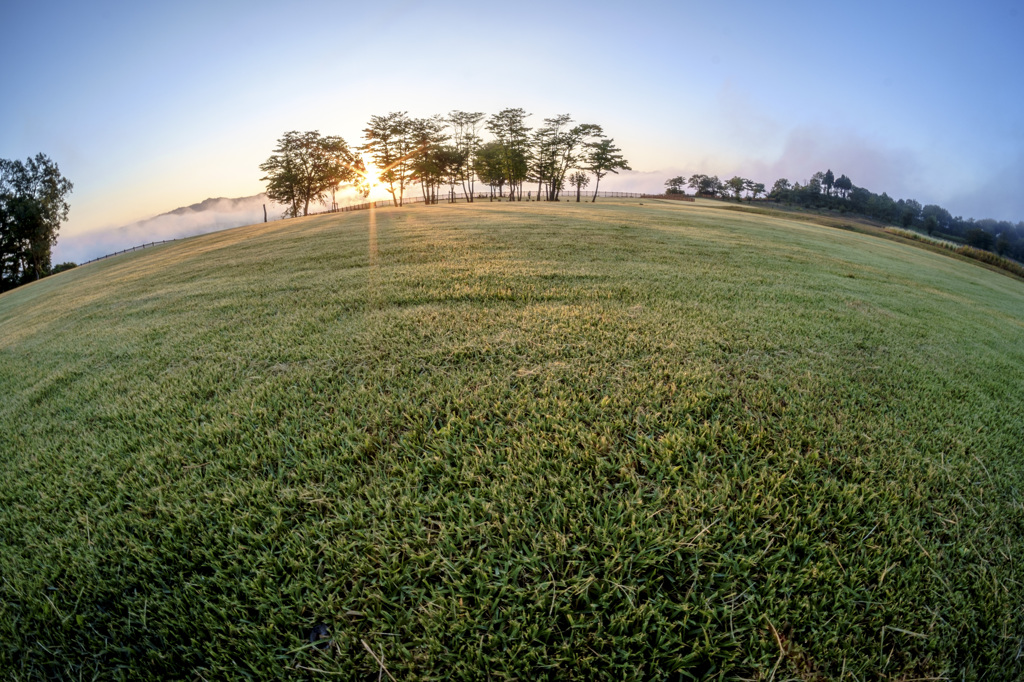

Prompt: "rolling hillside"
[2,199,1023,679]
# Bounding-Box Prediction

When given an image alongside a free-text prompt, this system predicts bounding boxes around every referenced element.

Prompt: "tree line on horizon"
[4,142,1023,295]
[665,170,1024,262]
[260,109,631,218]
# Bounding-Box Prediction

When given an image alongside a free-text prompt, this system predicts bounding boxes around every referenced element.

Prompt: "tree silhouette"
[569,171,590,202]
[1,154,73,290]
[260,131,357,218]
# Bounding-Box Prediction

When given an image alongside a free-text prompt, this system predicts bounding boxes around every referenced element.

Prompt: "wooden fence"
[80,239,179,265]
[309,190,669,215]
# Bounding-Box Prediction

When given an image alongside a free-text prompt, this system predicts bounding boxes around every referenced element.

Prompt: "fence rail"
[81,239,179,265]
[83,191,694,265]
[308,190,679,216]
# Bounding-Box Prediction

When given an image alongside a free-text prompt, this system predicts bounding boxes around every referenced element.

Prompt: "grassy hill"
[2,199,1023,679]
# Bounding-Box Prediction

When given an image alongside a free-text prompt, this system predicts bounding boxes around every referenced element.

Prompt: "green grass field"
[2,199,1023,680]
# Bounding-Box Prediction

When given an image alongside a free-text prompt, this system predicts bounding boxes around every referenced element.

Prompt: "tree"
[529,120,559,200]
[530,114,594,201]
[408,116,448,205]
[664,176,685,194]
[259,131,357,218]
[584,138,630,202]
[486,108,532,201]
[51,262,77,274]
[414,144,464,205]
[743,180,765,200]
[996,235,1011,256]
[726,176,747,200]
[321,137,360,211]
[437,146,467,203]
[0,154,73,291]
[771,178,791,195]
[965,227,994,251]
[361,112,420,207]
[569,171,590,202]
[834,174,853,199]
[350,157,372,199]
[531,116,603,201]
[474,142,506,199]
[823,169,835,197]
[447,110,485,201]
[808,172,825,196]
[688,174,722,197]
[922,204,952,233]
[898,199,922,228]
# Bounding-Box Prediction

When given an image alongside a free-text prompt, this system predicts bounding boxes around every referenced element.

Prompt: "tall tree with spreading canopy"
[689,174,723,197]
[361,112,420,207]
[744,179,766,200]
[0,154,73,291]
[447,110,485,201]
[485,108,532,201]
[323,138,361,210]
[823,169,835,197]
[770,178,791,199]
[530,122,558,200]
[474,142,506,199]
[530,115,603,201]
[726,176,747,200]
[689,173,724,197]
[834,174,853,199]
[408,116,448,205]
[553,120,603,202]
[260,131,357,218]
[585,138,630,202]
[664,176,686,194]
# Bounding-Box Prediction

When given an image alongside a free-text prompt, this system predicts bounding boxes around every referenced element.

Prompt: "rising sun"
[357,158,391,200]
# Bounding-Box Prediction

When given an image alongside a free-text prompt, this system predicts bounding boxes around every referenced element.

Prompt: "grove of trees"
[666,167,1024,262]
[1,154,73,293]
[768,169,1024,261]
[260,108,631,215]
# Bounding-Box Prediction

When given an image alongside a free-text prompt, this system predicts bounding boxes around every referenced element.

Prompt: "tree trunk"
[592,174,602,202]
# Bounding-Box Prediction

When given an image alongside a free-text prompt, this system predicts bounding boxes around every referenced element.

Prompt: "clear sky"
[2,0,1022,247]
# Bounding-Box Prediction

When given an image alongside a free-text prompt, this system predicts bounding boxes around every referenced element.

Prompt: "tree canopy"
[486,108,532,201]
[260,107,632,212]
[259,131,357,218]
[585,139,630,202]
[0,154,73,292]
[361,112,420,207]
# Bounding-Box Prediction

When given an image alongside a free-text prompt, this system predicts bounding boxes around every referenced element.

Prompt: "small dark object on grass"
[309,622,330,647]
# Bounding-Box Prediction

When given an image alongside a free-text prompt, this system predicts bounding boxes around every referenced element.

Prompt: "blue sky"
[3,0,1022,251]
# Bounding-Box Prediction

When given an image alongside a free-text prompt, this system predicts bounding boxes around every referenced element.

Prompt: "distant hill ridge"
[157,194,271,219]
[55,194,282,264]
